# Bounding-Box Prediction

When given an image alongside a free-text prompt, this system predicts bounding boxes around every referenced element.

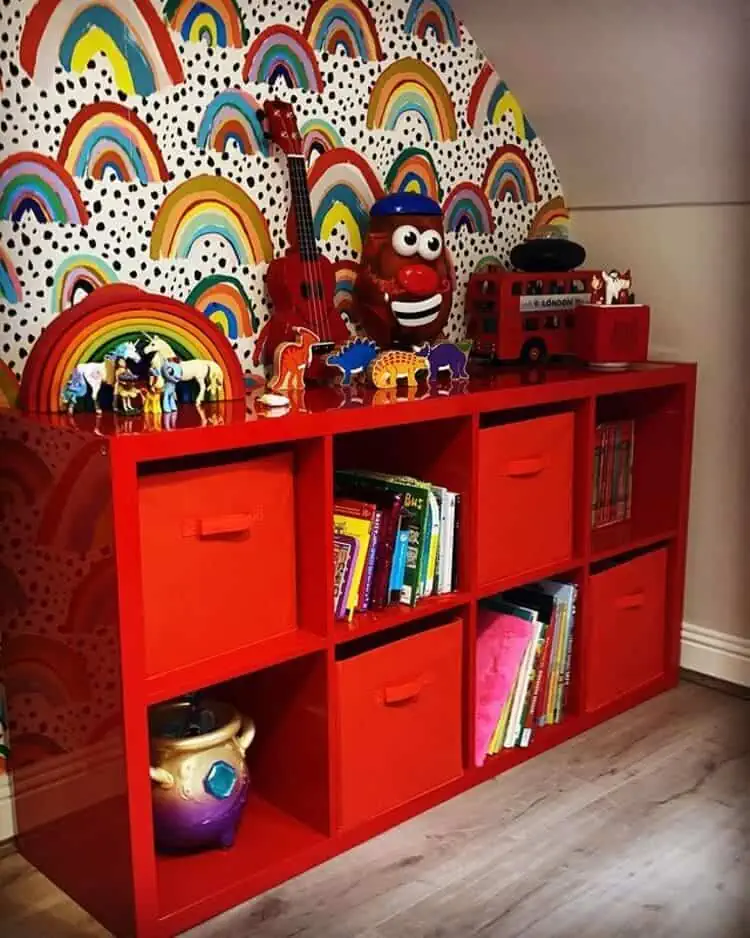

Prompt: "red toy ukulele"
[254,99,350,376]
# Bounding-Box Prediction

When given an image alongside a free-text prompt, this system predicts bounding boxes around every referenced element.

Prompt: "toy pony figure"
[354,193,452,348]
[161,360,183,413]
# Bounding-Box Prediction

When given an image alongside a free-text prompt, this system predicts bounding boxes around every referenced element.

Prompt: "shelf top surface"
[4,361,695,460]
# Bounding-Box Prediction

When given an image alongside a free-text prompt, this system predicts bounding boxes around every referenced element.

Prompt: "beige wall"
[456,1,749,640]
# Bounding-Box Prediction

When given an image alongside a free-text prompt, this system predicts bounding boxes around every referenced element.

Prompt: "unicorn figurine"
[143,334,224,405]
[61,341,141,414]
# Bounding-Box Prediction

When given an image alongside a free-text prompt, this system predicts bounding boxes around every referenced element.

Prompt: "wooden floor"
[1,680,748,938]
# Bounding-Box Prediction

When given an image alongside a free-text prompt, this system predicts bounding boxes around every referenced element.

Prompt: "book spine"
[372,499,401,610]
[623,419,635,521]
[592,425,602,527]
[389,527,408,602]
[518,625,547,748]
[522,624,554,745]
[451,493,461,592]
[559,587,578,720]
[358,509,381,612]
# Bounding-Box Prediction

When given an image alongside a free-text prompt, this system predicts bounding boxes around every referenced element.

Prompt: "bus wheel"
[521,339,547,364]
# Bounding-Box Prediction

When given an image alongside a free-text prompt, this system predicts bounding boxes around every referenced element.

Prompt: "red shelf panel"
[157,794,327,931]
[334,592,471,643]
[477,557,584,601]
[145,630,326,704]
[590,523,676,564]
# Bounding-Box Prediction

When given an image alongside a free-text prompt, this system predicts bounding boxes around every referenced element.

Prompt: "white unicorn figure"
[143,335,224,405]
[602,269,632,305]
[62,341,141,414]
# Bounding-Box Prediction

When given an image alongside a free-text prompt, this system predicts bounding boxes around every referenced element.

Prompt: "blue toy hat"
[370,193,442,218]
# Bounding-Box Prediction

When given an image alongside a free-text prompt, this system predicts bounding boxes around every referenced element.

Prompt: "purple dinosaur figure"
[417,341,472,381]
[327,337,380,385]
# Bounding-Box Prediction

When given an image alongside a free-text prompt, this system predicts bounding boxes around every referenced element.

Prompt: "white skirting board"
[681,622,750,688]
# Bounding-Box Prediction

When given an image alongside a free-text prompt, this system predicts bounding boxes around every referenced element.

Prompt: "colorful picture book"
[474,580,578,766]
[593,420,634,529]
[333,469,461,620]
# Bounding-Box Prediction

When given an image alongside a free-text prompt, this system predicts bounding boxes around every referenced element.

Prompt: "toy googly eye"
[418,230,443,261]
[391,225,420,257]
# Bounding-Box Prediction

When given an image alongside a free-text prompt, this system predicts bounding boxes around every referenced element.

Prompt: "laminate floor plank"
[0,682,747,938]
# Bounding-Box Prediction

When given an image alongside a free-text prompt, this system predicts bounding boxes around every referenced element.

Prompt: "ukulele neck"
[287,156,319,263]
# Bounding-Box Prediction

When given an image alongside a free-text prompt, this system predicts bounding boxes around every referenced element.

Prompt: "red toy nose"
[396,264,440,296]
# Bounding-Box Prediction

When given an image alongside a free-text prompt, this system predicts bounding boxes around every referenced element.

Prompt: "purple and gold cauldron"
[149,698,255,853]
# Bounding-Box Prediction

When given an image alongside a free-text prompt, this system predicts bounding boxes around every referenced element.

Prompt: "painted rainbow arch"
[332,260,360,313]
[303,0,383,61]
[306,147,384,254]
[0,245,22,303]
[529,195,570,237]
[468,63,536,142]
[150,175,272,265]
[164,0,249,48]
[20,0,184,97]
[483,144,539,203]
[301,118,344,165]
[51,254,119,313]
[0,360,20,409]
[443,181,495,235]
[243,24,324,93]
[385,147,443,201]
[404,0,460,47]
[58,102,169,184]
[187,275,260,339]
[19,285,246,413]
[367,58,457,142]
[0,153,89,224]
[196,89,269,158]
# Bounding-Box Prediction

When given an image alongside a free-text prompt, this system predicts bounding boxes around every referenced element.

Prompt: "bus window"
[480,279,496,295]
[551,280,566,295]
[544,315,560,329]
[523,316,539,331]
[571,279,585,294]
[511,281,523,296]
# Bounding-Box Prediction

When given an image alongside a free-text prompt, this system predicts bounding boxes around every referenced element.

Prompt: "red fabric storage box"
[138,451,297,677]
[477,413,574,588]
[573,303,650,365]
[586,548,668,712]
[337,619,463,829]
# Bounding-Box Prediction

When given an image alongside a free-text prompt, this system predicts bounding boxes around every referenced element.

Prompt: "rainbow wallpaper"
[0,0,565,391]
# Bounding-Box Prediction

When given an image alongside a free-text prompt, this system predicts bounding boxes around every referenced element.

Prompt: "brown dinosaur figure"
[267,327,320,392]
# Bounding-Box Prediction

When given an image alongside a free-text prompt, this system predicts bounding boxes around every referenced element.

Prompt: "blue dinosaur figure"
[327,337,380,385]
[161,360,183,413]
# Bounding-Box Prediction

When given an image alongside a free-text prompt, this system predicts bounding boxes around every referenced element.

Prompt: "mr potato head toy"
[354,193,453,348]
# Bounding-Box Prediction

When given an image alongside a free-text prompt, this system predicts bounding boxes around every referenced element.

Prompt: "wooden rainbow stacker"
[0,362,696,938]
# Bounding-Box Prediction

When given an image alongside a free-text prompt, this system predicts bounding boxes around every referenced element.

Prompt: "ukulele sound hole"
[301,282,325,300]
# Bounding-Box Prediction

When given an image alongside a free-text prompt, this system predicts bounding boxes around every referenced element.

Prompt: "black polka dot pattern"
[0,0,565,380]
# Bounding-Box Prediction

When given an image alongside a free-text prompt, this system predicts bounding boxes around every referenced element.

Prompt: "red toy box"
[573,303,650,366]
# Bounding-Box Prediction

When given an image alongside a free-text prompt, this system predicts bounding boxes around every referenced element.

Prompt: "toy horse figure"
[143,335,224,405]
[161,360,183,413]
[268,327,319,392]
[61,341,141,413]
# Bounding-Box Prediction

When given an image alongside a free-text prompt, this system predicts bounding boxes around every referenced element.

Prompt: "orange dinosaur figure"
[267,327,320,392]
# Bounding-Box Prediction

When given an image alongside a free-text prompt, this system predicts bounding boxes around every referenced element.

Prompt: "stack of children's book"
[333,469,461,622]
[474,580,577,766]
[593,420,634,528]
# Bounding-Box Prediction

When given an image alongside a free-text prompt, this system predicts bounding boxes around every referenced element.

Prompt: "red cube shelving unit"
[0,363,696,938]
